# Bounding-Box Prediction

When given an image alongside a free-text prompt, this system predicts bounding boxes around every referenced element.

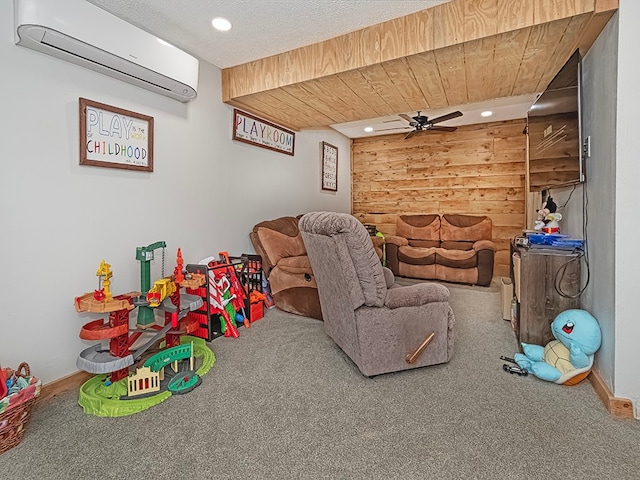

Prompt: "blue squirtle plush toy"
[514,309,602,385]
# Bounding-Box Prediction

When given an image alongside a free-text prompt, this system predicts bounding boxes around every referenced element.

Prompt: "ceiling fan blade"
[399,113,414,123]
[429,110,463,124]
[404,130,417,139]
[428,126,457,132]
[375,126,411,132]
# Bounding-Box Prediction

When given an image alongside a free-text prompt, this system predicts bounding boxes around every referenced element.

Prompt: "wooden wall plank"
[352,119,527,278]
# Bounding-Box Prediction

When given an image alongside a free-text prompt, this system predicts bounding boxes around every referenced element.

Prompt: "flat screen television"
[527,50,584,191]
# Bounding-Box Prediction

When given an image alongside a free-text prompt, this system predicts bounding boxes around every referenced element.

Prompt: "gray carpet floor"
[2,281,639,479]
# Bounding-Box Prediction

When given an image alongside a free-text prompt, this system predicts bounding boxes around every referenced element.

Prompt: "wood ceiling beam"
[221,0,618,131]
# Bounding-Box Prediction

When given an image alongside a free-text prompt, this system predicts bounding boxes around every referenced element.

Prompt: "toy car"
[502,364,528,376]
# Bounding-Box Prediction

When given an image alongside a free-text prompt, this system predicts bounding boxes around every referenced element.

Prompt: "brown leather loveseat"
[385,214,496,286]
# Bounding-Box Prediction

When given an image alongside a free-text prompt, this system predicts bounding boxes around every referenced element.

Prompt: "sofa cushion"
[398,246,437,265]
[408,239,441,248]
[440,240,474,251]
[396,214,440,241]
[440,214,492,242]
[435,248,478,269]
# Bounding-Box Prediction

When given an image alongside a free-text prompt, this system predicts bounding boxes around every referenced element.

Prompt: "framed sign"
[321,141,338,191]
[233,109,295,156]
[79,98,154,172]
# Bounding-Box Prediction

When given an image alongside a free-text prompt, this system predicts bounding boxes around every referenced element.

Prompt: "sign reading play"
[79,98,154,172]
[233,109,295,156]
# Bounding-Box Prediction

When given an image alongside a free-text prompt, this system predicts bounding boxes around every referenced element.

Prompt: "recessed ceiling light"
[481,110,493,117]
[364,126,374,133]
[212,17,232,31]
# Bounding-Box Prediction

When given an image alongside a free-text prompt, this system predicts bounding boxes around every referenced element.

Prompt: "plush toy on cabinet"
[534,196,562,233]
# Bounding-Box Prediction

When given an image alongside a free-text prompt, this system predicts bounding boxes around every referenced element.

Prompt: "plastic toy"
[0,365,7,400]
[513,309,602,385]
[534,196,562,233]
[74,247,214,417]
[135,241,167,326]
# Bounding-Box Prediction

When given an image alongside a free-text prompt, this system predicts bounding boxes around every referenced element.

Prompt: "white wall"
[0,1,350,384]
[577,12,618,394]
[615,0,640,416]
[562,6,640,417]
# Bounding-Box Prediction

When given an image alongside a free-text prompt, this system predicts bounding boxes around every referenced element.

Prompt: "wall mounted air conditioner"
[14,0,199,102]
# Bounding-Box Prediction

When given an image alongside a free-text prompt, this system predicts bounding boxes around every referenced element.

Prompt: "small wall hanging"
[79,98,154,172]
[321,141,338,191]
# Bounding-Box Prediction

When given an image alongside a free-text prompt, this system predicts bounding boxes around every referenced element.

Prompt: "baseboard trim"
[37,370,93,405]
[589,369,635,419]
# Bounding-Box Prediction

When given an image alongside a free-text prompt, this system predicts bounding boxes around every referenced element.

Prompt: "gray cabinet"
[510,242,581,349]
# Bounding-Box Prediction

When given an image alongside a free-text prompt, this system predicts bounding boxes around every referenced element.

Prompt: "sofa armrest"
[385,282,450,309]
[385,235,409,247]
[473,239,497,252]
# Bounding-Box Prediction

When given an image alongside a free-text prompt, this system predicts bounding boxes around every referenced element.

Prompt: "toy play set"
[73,243,265,417]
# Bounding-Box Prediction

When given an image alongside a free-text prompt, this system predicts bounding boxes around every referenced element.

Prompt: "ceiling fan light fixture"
[212,17,232,31]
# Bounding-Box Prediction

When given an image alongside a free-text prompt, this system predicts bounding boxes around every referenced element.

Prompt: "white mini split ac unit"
[14,0,199,102]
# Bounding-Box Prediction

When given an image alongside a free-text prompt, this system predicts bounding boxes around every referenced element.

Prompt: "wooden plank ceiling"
[221,0,617,132]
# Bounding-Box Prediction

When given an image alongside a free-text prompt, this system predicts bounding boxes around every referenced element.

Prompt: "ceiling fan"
[376,110,463,139]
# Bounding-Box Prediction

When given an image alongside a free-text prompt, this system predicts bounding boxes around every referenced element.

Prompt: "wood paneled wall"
[351,119,527,278]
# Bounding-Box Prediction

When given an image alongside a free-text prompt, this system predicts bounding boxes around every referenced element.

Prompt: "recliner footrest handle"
[405,332,435,364]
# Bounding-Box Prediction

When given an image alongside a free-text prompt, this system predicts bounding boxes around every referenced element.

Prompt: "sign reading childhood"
[79,98,154,172]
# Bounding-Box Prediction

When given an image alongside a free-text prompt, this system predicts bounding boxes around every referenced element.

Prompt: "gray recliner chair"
[299,211,455,377]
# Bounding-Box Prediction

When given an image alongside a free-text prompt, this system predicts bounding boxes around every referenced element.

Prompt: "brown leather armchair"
[250,216,322,320]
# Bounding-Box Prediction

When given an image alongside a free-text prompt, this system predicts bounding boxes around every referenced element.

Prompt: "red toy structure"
[75,247,206,383]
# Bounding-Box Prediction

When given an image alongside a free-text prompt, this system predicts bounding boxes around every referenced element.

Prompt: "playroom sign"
[79,98,154,172]
[232,109,295,156]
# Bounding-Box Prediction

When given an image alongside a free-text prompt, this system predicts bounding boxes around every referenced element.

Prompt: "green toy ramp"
[78,335,214,417]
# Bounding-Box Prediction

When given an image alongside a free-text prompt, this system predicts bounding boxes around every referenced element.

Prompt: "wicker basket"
[0,362,40,455]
